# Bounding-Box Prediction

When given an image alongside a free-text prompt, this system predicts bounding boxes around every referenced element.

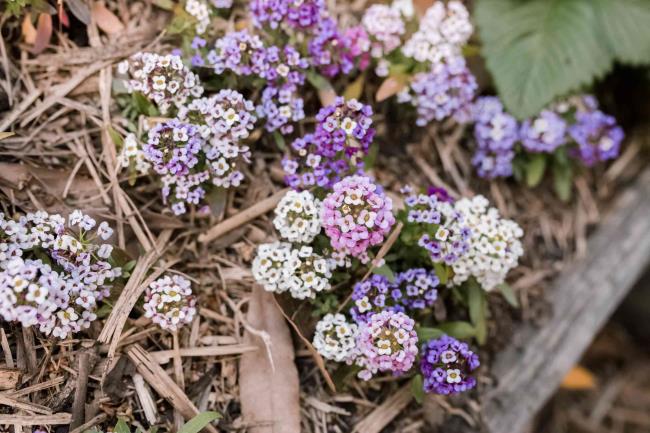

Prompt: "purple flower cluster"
[207,30,266,76]
[250,0,325,30]
[472,96,518,179]
[322,175,395,262]
[0,211,121,339]
[568,108,624,166]
[282,98,375,189]
[520,110,567,153]
[350,269,439,323]
[145,120,203,177]
[421,335,480,395]
[398,57,477,126]
[403,188,471,265]
[352,310,419,381]
[143,274,197,331]
[308,18,370,78]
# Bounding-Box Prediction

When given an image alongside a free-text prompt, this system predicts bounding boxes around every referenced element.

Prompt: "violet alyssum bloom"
[350,274,394,323]
[322,175,395,262]
[471,96,519,179]
[308,18,369,78]
[520,109,568,153]
[250,0,325,30]
[427,186,454,203]
[144,119,204,177]
[568,110,624,166]
[143,274,197,331]
[392,268,440,311]
[352,310,419,380]
[398,56,477,126]
[207,30,266,76]
[420,335,480,395]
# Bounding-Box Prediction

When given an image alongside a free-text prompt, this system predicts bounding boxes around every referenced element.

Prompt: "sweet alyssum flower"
[451,195,524,291]
[402,1,472,68]
[207,30,266,76]
[0,211,121,339]
[117,133,151,175]
[398,56,477,126]
[350,274,394,323]
[403,188,471,265]
[471,96,518,179]
[420,335,480,395]
[361,4,405,58]
[143,274,197,331]
[252,243,333,299]
[308,18,369,78]
[352,310,419,380]
[312,313,358,362]
[250,0,326,30]
[120,52,203,115]
[282,98,375,190]
[185,0,210,34]
[322,175,395,262]
[519,109,568,153]
[273,190,322,243]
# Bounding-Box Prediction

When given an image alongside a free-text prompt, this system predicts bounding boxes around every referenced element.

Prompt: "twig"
[0,413,72,426]
[352,384,413,433]
[149,345,258,364]
[70,351,91,429]
[198,188,289,243]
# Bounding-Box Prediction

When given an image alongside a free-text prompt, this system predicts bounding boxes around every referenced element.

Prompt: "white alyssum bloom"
[273,190,322,243]
[451,195,524,291]
[312,313,358,362]
[143,274,197,331]
[402,1,472,68]
[185,0,210,34]
[117,133,151,175]
[252,243,334,300]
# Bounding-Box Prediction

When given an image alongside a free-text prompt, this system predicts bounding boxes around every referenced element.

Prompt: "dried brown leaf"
[22,14,37,45]
[413,0,435,17]
[375,74,409,102]
[67,0,92,25]
[92,3,125,35]
[33,13,52,54]
[239,286,300,433]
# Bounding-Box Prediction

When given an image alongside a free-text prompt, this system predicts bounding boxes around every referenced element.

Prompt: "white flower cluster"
[252,243,333,299]
[0,211,121,338]
[312,313,358,362]
[451,196,524,291]
[402,1,472,67]
[362,4,405,58]
[185,0,210,34]
[117,133,151,175]
[273,190,322,243]
[119,52,204,114]
[143,274,197,331]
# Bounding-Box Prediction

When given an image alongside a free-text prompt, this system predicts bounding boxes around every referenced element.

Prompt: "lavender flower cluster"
[0,211,121,339]
[143,274,197,331]
[421,335,480,395]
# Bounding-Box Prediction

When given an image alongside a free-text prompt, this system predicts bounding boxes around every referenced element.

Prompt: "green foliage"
[178,412,221,433]
[467,281,487,344]
[372,263,396,283]
[525,153,548,188]
[438,321,476,340]
[476,0,650,118]
[411,374,425,404]
[310,292,340,317]
[497,282,519,308]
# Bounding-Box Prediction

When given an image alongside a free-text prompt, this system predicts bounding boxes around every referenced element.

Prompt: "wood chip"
[352,385,413,433]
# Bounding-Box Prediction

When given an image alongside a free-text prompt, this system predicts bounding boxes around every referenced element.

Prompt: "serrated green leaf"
[497,282,519,308]
[411,374,425,404]
[467,281,488,344]
[178,412,221,433]
[525,153,547,187]
[372,263,396,283]
[114,419,130,433]
[476,0,612,118]
[416,326,444,341]
[438,321,476,340]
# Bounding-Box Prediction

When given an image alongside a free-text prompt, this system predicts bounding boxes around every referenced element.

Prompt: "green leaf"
[272,130,286,151]
[342,73,365,101]
[417,326,444,341]
[525,153,547,187]
[411,374,425,404]
[433,262,448,285]
[107,126,124,148]
[467,281,488,345]
[372,263,396,283]
[178,412,221,433]
[497,282,519,308]
[114,419,131,433]
[306,70,332,91]
[153,0,175,10]
[475,0,650,118]
[552,159,573,202]
[438,321,476,340]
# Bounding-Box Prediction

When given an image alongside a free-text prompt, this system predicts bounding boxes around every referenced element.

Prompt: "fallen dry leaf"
[33,13,53,54]
[375,75,410,102]
[22,14,37,45]
[413,0,435,17]
[92,2,125,35]
[560,365,597,390]
[239,286,300,433]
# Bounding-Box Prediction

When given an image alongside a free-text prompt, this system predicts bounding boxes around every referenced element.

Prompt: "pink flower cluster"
[322,175,395,262]
[352,310,419,380]
[143,274,197,331]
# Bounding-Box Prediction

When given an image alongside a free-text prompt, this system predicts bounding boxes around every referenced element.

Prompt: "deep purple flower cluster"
[250,0,325,30]
[308,18,370,78]
[421,335,480,395]
[472,96,518,179]
[350,269,439,323]
[398,57,477,126]
[520,109,567,153]
[568,108,624,166]
[282,98,375,189]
